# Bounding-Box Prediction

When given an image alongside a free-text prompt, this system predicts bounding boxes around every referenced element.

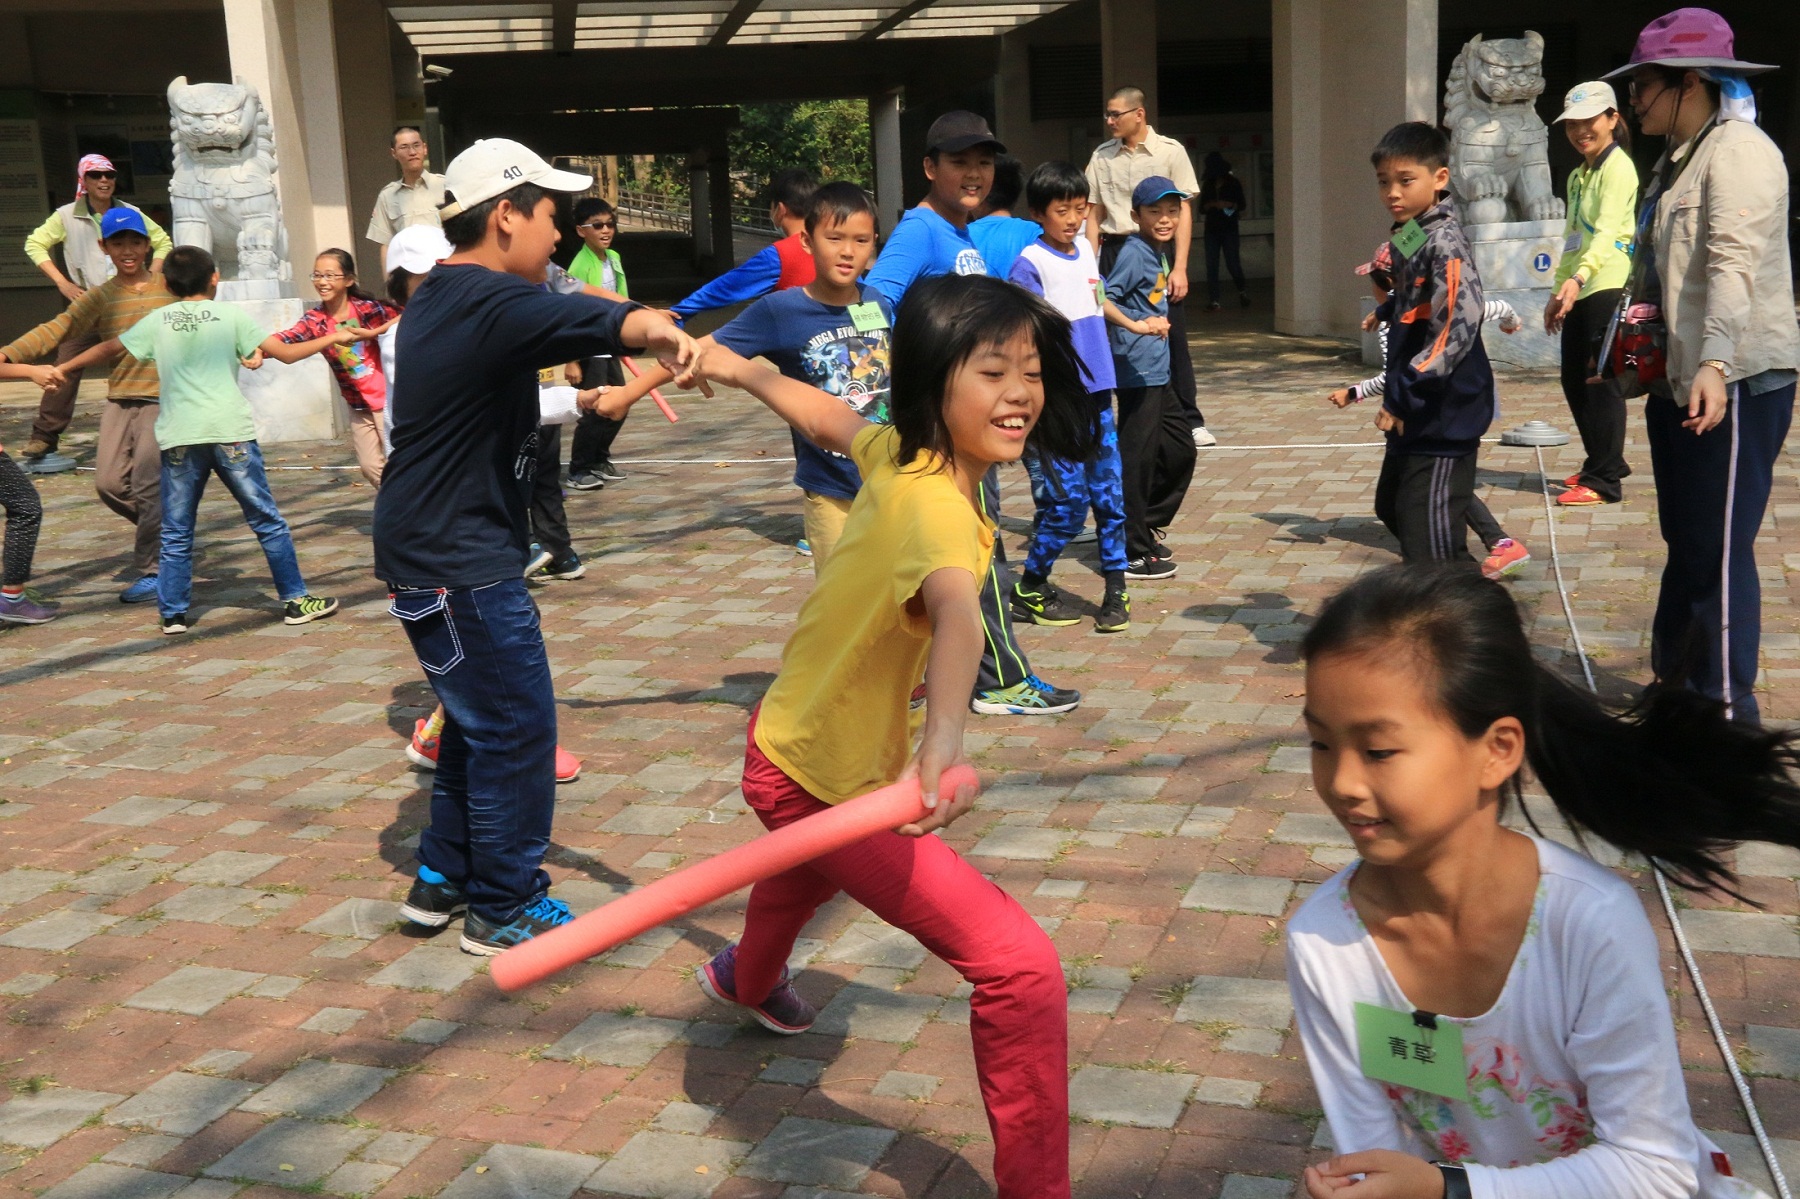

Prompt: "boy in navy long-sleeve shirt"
[1360,122,1496,563]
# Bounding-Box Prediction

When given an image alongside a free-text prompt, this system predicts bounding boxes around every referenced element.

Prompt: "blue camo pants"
[1023,405,1128,576]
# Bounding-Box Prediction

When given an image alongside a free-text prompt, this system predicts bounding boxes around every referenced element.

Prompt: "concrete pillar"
[1099,0,1157,121]
[708,150,733,274]
[1272,0,1435,339]
[330,0,398,281]
[689,161,711,261]
[994,30,1029,154]
[870,89,903,233]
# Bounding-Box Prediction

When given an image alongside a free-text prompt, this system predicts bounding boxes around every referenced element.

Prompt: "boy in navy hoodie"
[1362,121,1495,562]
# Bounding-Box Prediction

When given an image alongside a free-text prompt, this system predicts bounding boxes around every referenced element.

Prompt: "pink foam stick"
[490,764,978,992]
[620,355,679,423]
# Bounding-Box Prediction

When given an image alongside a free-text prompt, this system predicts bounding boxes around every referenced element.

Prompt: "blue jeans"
[390,578,557,924]
[1646,382,1795,723]
[1023,404,1128,577]
[158,441,306,618]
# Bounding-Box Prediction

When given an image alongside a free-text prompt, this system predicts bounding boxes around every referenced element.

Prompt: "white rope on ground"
[1531,443,1792,1199]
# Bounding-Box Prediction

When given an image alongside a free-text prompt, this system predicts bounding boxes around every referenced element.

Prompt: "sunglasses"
[578,220,616,231]
[84,171,117,180]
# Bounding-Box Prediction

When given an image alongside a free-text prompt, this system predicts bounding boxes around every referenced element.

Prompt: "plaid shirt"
[275,297,399,410]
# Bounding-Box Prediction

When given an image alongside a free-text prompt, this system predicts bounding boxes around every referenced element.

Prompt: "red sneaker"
[1563,473,1582,488]
[407,718,439,770]
[1481,538,1530,580]
[555,746,581,784]
[1557,485,1606,507]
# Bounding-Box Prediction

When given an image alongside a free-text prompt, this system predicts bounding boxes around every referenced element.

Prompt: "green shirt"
[1554,145,1639,297]
[119,300,267,450]
[567,245,627,297]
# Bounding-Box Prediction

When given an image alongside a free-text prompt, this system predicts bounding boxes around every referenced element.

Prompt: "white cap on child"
[438,138,592,219]
[386,224,453,275]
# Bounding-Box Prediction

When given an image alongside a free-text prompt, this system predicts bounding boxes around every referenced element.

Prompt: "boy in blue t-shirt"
[709,182,893,570]
[1007,161,1130,633]
[1106,177,1197,580]
[862,111,997,307]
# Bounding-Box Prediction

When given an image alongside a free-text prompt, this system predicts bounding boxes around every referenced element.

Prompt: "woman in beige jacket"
[1609,8,1799,724]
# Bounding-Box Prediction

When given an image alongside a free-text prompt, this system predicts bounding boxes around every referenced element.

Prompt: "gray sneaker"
[567,471,605,491]
[0,592,55,625]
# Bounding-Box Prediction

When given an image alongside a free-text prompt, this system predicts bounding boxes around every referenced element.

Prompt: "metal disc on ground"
[1499,420,1570,447]
[18,453,77,475]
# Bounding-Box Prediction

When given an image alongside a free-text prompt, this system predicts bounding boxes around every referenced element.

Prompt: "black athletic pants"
[1116,384,1197,560]
[0,452,41,587]
[1100,234,1203,428]
[974,468,1036,694]
[1374,449,1477,563]
[530,425,574,563]
[569,357,627,477]
[1560,288,1629,502]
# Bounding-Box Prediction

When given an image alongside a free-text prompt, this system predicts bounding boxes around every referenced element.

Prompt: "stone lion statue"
[167,76,290,282]
[1443,33,1566,226]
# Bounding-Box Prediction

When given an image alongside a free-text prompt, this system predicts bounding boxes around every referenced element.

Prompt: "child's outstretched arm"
[619,309,704,389]
[57,336,126,376]
[896,566,983,837]
[583,358,676,419]
[1103,299,1168,338]
[700,345,866,456]
[0,361,65,391]
[259,327,372,365]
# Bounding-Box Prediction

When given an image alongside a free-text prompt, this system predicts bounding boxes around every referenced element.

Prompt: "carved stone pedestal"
[220,286,340,445]
[1467,219,1564,370]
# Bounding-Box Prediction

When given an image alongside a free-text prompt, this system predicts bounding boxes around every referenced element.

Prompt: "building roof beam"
[710,0,765,45]
[858,0,934,40]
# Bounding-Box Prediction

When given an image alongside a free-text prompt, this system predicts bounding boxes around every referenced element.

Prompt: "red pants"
[736,712,1070,1199]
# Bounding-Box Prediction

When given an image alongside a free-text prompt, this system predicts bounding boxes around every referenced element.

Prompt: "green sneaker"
[1010,580,1081,627]
[283,595,339,626]
[1095,587,1130,633]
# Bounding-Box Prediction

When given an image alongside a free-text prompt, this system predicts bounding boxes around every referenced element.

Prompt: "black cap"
[926,111,1006,156]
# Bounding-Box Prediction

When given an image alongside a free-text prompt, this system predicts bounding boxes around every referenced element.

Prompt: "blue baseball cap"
[1131,175,1189,208]
[99,207,148,240]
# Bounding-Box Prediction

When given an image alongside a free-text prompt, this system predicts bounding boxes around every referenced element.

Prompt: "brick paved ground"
[2,313,1800,1199]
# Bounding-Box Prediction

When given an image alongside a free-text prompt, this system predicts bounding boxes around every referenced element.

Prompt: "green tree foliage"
[730,100,874,198]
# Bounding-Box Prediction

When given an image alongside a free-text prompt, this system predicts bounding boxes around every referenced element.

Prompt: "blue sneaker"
[458,893,571,956]
[970,673,1081,716]
[119,575,158,604]
[698,942,816,1035]
[400,865,466,928]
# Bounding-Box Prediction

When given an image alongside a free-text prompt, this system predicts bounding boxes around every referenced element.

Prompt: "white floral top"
[1287,836,1767,1199]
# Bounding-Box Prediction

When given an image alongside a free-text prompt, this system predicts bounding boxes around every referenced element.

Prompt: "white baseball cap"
[1554,81,1618,123]
[438,138,591,219]
[386,224,452,275]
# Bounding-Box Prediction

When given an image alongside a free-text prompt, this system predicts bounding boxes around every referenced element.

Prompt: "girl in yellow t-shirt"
[695,274,1097,1199]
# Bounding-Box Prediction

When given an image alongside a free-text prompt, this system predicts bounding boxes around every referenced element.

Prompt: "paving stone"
[246,975,304,999]
[968,825,1069,860]
[186,1050,254,1075]
[1266,745,1312,772]
[169,1181,239,1199]
[102,1133,184,1166]
[324,1160,399,1195]
[366,945,481,991]
[1181,873,1295,916]
[780,1190,865,1199]
[1036,879,1087,898]
[360,1131,433,1166]
[1221,1176,1297,1199]
[1069,1065,1197,1128]
[870,1071,940,1100]
[172,851,284,886]
[1068,987,1126,1015]
[0,867,73,905]
[70,859,161,896]
[542,1012,689,1066]
[299,1006,368,1034]
[0,1087,123,1148]
[124,966,265,1015]
[1222,1027,1287,1056]
[1069,775,1166,801]
[1677,909,1800,959]
[438,1143,600,1199]
[202,1117,376,1185]
[653,1102,722,1134]
[602,804,703,836]
[155,886,295,927]
[237,1059,395,1119]
[1194,1076,1264,1108]
[81,796,193,826]
[737,1116,897,1189]
[397,1017,461,1044]
[1088,803,1187,835]
[107,1072,259,1135]
[41,1164,189,1199]
[1703,1129,1800,1199]
[813,982,941,1042]
[1749,1024,1800,1079]
[586,1130,751,1198]
[0,971,55,996]
[1739,843,1800,878]
[0,907,121,949]
[1178,805,1238,838]
[760,1056,826,1086]
[1175,975,1295,1032]
[821,920,928,968]
[300,898,404,939]
[1271,811,1354,847]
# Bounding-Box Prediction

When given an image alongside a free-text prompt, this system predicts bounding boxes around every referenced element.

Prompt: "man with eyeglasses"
[368,126,447,272]
[1084,88,1215,448]
[17,153,172,464]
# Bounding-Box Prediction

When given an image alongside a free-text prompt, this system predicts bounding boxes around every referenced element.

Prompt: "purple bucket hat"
[1603,7,1777,79]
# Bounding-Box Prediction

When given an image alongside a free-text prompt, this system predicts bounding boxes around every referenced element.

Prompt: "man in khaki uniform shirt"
[1083,86,1212,445]
[368,126,446,271]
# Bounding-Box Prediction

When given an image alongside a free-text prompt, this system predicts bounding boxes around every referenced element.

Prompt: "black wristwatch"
[1436,1163,1472,1199]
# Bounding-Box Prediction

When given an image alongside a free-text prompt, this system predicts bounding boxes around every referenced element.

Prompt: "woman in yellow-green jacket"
[1542,81,1640,507]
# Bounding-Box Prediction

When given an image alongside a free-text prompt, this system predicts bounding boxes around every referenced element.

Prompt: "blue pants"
[1645,383,1794,723]
[1023,405,1128,576]
[391,578,558,924]
[157,440,306,618]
